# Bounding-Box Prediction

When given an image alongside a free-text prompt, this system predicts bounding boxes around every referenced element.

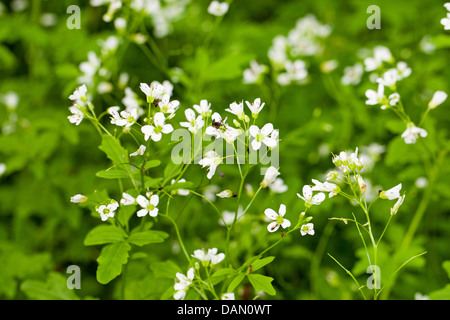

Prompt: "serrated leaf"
[96,169,130,179]
[247,274,276,296]
[127,230,168,246]
[84,225,127,246]
[96,242,131,284]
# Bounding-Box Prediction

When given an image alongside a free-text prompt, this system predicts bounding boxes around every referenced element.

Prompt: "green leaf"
[96,169,130,179]
[430,284,450,300]
[127,230,168,246]
[96,242,131,284]
[20,272,80,300]
[144,176,163,188]
[211,268,236,285]
[150,260,182,279]
[227,273,246,293]
[144,160,161,170]
[84,225,127,246]
[98,135,130,169]
[204,51,253,81]
[247,274,276,296]
[442,261,450,279]
[250,256,275,272]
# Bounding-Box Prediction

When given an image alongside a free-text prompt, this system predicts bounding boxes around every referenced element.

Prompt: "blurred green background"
[0,0,449,300]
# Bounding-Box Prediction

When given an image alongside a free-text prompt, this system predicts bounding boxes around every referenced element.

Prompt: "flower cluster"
[441,3,450,30]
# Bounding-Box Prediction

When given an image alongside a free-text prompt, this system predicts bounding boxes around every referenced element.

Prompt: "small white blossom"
[365,83,385,106]
[120,192,135,206]
[379,183,402,200]
[341,63,364,86]
[265,204,291,233]
[245,98,265,118]
[68,106,84,126]
[441,13,450,30]
[174,268,194,300]
[364,46,393,72]
[96,201,119,221]
[297,185,326,208]
[221,293,235,300]
[140,82,165,104]
[193,100,212,118]
[70,194,88,203]
[180,108,204,134]
[130,145,146,157]
[216,190,233,198]
[207,1,229,16]
[300,223,315,236]
[225,101,246,121]
[171,178,190,196]
[391,194,405,215]
[243,61,268,84]
[136,194,159,217]
[141,112,174,142]
[311,179,340,197]
[260,166,280,188]
[401,123,428,144]
[268,178,288,193]
[249,123,278,151]
[428,90,447,109]
[158,94,180,114]
[198,151,223,179]
[69,84,88,105]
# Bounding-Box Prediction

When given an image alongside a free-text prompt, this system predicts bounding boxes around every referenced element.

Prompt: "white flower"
[96,201,119,221]
[130,145,146,157]
[208,248,225,265]
[69,84,88,104]
[136,194,159,217]
[207,0,229,16]
[264,204,291,232]
[158,94,180,114]
[260,166,280,188]
[1,92,19,110]
[341,63,364,86]
[67,106,84,126]
[140,82,165,104]
[365,83,385,106]
[391,194,405,215]
[396,61,412,80]
[332,147,364,172]
[245,98,265,118]
[70,194,88,203]
[216,190,233,198]
[297,185,326,208]
[243,61,268,84]
[364,46,393,71]
[441,13,450,30]
[193,100,212,118]
[249,123,277,151]
[300,223,315,236]
[221,293,235,300]
[141,112,174,142]
[112,109,138,127]
[191,248,225,265]
[311,179,340,197]
[180,108,204,134]
[174,267,194,300]
[225,101,246,121]
[389,93,400,106]
[285,59,308,82]
[219,206,244,226]
[120,192,135,205]
[205,112,226,139]
[268,178,288,193]
[198,151,222,179]
[401,123,428,144]
[377,69,398,87]
[379,183,402,200]
[428,90,447,109]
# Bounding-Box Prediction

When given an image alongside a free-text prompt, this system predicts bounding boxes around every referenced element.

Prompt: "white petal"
[281,219,291,229]
[150,194,159,206]
[267,221,280,232]
[302,185,313,200]
[137,208,148,217]
[264,208,278,220]
[278,204,286,216]
[136,195,149,208]
[251,139,261,151]
[248,125,260,137]
[162,124,174,134]
[311,192,326,204]
[261,123,274,136]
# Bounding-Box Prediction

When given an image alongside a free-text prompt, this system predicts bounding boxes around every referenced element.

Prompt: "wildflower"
[70,194,88,203]
[300,223,315,236]
[377,69,398,88]
[1,92,19,110]
[120,192,135,206]
[193,100,212,118]
[180,108,204,134]
[158,94,180,114]
[365,83,385,106]
[136,194,159,217]
[115,109,139,127]
[69,84,88,104]
[428,91,447,109]
[216,190,233,198]
[198,151,223,179]
[389,93,400,106]
[245,98,265,118]
[441,13,450,30]
[221,293,235,300]
[96,201,119,221]
[140,82,165,104]
[207,1,229,16]
[391,194,406,215]
[67,106,84,126]
[265,204,291,232]
[357,175,367,195]
[173,268,194,300]
[332,148,364,172]
[171,179,190,196]
[225,101,246,121]
[260,166,280,188]
[243,61,268,84]
[219,206,244,226]
[364,46,393,72]
[268,178,288,193]
[401,123,427,144]
[297,185,326,208]
[141,112,174,142]
[311,179,340,197]
[205,112,227,139]
[341,63,364,86]
[249,123,278,151]
[191,248,225,266]
[209,248,225,265]
[379,183,402,200]
[396,61,412,80]
[130,145,146,157]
